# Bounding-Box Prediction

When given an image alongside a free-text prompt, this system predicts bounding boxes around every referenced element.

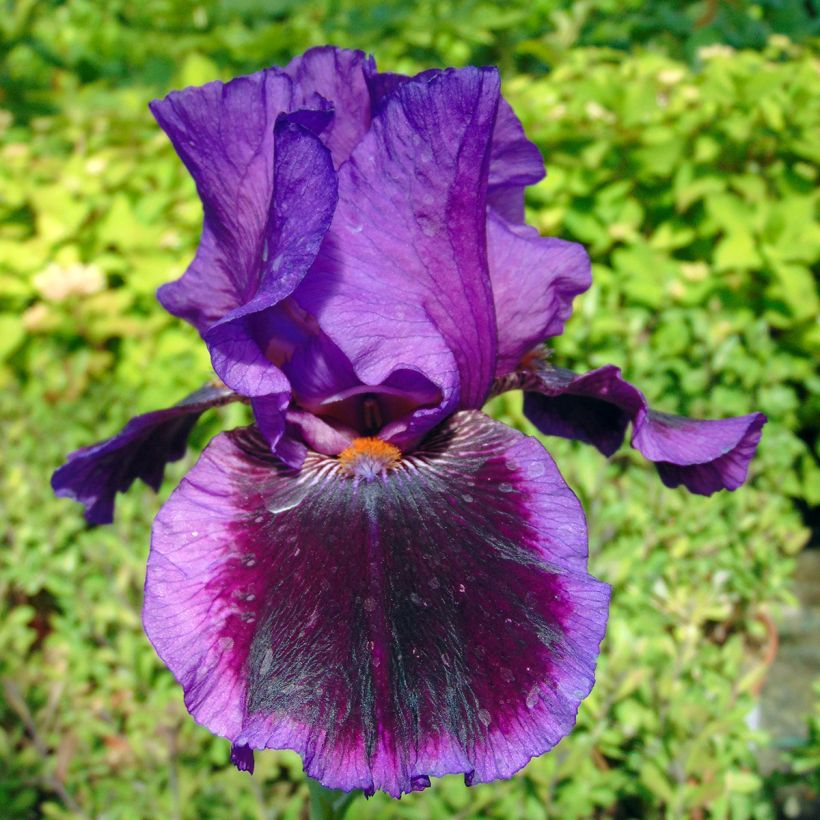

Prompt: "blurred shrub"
[0,3,817,818]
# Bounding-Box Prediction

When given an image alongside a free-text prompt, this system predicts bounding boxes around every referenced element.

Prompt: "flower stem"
[306,777,357,820]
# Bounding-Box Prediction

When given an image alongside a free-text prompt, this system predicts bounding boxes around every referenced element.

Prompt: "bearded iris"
[52,47,765,797]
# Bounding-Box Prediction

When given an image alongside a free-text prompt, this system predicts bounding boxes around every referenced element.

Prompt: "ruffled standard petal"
[284,46,375,165]
[203,115,337,445]
[520,363,766,494]
[151,70,298,332]
[51,384,239,524]
[488,212,591,377]
[295,68,501,446]
[144,412,609,797]
[486,98,546,223]
[367,72,544,223]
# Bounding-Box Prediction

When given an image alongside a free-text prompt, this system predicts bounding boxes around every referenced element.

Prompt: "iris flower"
[52,48,765,797]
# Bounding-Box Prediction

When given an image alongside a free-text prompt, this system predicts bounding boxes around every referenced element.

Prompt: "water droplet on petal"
[461,493,474,503]
[363,597,376,612]
[526,688,539,710]
[498,482,513,493]
[478,709,491,726]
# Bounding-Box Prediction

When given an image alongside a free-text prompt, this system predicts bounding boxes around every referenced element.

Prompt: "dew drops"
[500,667,514,683]
[428,577,441,590]
[363,597,376,612]
[219,636,234,650]
[241,554,256,567]
[504,458,518,472]
[254,515,265,524]
[526,688,539,710]
[478,709,491,727]
[498,482,513,493]
[410,592,424,606]
[461,493,474,503]
[191,530,199,537]
[240,612,256,623]
[457,583,466,594]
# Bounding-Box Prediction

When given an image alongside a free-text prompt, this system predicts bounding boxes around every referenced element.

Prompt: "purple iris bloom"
[51,47,765,797]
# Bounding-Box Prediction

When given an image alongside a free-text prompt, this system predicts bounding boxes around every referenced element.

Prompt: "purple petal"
[367,70,543,223]
[144,412,609,797]
[203,114,337,427]
[284,46,376,165]
[521,363,766,494]
[488,212,591,377]
[230,743,255,774]
[51,384,238,524]
[151,70,296,332]
[637,411,767,494]
[486,97,546,223]
[294,68,501,446]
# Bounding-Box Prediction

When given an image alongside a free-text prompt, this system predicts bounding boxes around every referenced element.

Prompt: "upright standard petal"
[486,98,546,223]
[518,362,766,494]
[144,412,609,797]
[295,68,501,445]
[51,384,239,524]
[203,115,337,445]
[284,46,375,165]
[151,70,305,332]
[488,212,591,377]
[366,71,544,223]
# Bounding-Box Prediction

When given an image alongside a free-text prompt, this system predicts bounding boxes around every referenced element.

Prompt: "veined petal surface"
[284,46,375,165]
[295,68,501,445]
[151,70,299,332]
[144,412,609,796]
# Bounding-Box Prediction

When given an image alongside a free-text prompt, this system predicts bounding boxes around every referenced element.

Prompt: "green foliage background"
[1,1,818,817]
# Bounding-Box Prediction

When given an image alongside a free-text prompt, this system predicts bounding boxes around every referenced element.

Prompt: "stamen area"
[338,437,402,480]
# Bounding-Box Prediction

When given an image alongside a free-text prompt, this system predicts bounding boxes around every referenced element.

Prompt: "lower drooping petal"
[51,384,239,524]
[144,412,609,796]
[520,363,766,495]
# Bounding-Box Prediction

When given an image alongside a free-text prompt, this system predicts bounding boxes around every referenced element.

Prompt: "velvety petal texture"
[51,384,238,524]
[295,68,501,447]
[144,412,609,797]
[521,363,766,494]
[488,212,591,377]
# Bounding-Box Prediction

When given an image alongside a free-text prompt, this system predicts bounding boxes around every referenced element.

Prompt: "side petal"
[51,384,239,524]
[151,70,295,331]
[295,67,501,443]
[144,412,609,797]
[636,411,767,495]
[284,46,376,165]
[520,363,766,494]
[204,115,337,420]
[488,212,591,377]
